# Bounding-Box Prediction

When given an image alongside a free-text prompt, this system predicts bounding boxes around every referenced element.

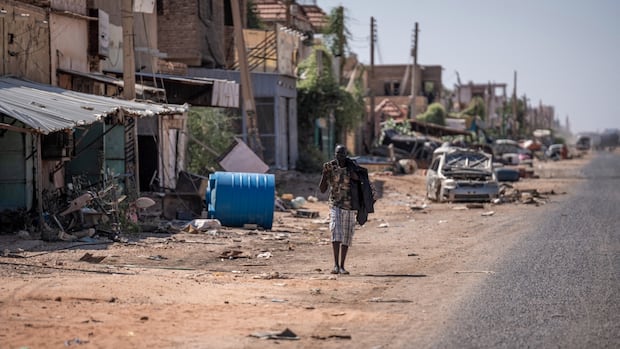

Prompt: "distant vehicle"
[376,129,441,169]
[545,144,564,160]
[575,135,591,151]
[598,129,619,151]
[492,139,532,165]
[426,146,499,203]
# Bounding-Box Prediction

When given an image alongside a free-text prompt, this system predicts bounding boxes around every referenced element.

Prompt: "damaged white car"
[426,146,499,203]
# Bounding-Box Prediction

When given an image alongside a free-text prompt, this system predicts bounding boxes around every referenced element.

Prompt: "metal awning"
[57,68,166,100]
[103,70,239,108]
[0,76,188,134]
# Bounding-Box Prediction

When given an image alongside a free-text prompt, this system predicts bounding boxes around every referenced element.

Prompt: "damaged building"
[0,76,188,233]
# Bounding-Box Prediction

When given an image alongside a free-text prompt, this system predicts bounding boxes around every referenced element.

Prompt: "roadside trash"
[481,211,495,216]
[78,252,106,264]
[281,193,294,201]
[257,252,272,259]
[306,196,318,202]
[182,219,221,233]
[410,204,427,211]
[290,196,306,209]
[219,250,249,259]
[250,328,299,340]
[295,209,318,218]
[147,255,168,261]
[252,271,287,279]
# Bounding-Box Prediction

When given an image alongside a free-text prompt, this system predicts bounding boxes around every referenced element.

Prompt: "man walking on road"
[319,144,360,275]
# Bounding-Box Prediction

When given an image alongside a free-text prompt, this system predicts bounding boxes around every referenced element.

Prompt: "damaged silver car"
[426,146,499,202]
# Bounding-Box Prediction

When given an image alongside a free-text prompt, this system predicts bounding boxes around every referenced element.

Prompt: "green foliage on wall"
[296,46,364,172]
[417,102,447,126]
[462,97,487,120]
[246,0,265,29]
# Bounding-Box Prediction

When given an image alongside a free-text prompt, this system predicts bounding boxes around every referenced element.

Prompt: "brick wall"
[158,0,227,68]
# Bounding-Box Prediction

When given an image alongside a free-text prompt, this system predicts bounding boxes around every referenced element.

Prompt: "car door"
[426,156,442,200]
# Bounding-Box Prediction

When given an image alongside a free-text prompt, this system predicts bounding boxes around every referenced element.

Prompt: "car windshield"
[444,152,490,170]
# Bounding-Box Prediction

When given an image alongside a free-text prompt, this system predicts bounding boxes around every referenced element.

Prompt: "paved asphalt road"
[430,152,620,349]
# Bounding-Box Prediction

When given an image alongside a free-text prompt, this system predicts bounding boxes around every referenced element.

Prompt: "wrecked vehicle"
[426,146,499,203]
[492,139,532,166]
[373,129,441,169]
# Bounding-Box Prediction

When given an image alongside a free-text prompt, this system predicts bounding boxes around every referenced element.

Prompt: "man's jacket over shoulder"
[346,159,375,225]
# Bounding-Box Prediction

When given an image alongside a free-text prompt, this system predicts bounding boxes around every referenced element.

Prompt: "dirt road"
[0,155,590,348]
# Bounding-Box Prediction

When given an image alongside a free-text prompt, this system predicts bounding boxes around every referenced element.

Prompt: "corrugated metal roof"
[57,68,167,96]
[254,0,324,32]
[0,76,188,134]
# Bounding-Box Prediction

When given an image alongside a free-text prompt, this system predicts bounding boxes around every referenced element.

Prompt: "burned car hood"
[443,167,494,180]
[441,149,495,180]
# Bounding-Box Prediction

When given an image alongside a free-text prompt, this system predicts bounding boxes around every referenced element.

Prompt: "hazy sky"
[315,0,619,134]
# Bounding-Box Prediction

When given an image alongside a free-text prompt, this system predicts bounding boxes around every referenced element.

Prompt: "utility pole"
[121,0,136,100]
[336,6,344,85]
[511,70,517,137]
[285,0,291,27]
[522,94,528,135]
[410,22,418,118]
[369,16,376,149]
[231,0,263,159]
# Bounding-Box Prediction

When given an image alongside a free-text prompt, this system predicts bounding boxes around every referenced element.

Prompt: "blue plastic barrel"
[206,172,275,229]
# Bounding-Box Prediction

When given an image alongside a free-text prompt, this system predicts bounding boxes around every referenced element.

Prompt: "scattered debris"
[250,328,299,340]
[219,250,249,259]
[311,333,352,340]
[17,230,31,239]
[147,255,168,261]
[295,209,319,218]
[481,211,495,216]
[455,270,496,274]
[65,337,89,346]
[78,253,106,264]
[182,219,222,233]
[410,204,427,211]
[368,297,412,303]
[252,271,287,280]
[256,252,272,259]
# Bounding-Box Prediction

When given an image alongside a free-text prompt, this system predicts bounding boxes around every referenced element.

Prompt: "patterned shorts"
[330,206,357,246]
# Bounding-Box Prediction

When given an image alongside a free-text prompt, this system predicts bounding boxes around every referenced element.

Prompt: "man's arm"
[319,164,329,193]
[346,158,360,181]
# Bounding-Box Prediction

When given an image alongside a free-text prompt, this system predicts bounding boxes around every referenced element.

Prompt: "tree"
[322,6,351,84]
[323,7,350,56]
[462,97,486,120]
[417,103,446,126]
[296,46,364,171]
[499,96,526,137]
[246,0,264,29]
[186,107,238,175]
